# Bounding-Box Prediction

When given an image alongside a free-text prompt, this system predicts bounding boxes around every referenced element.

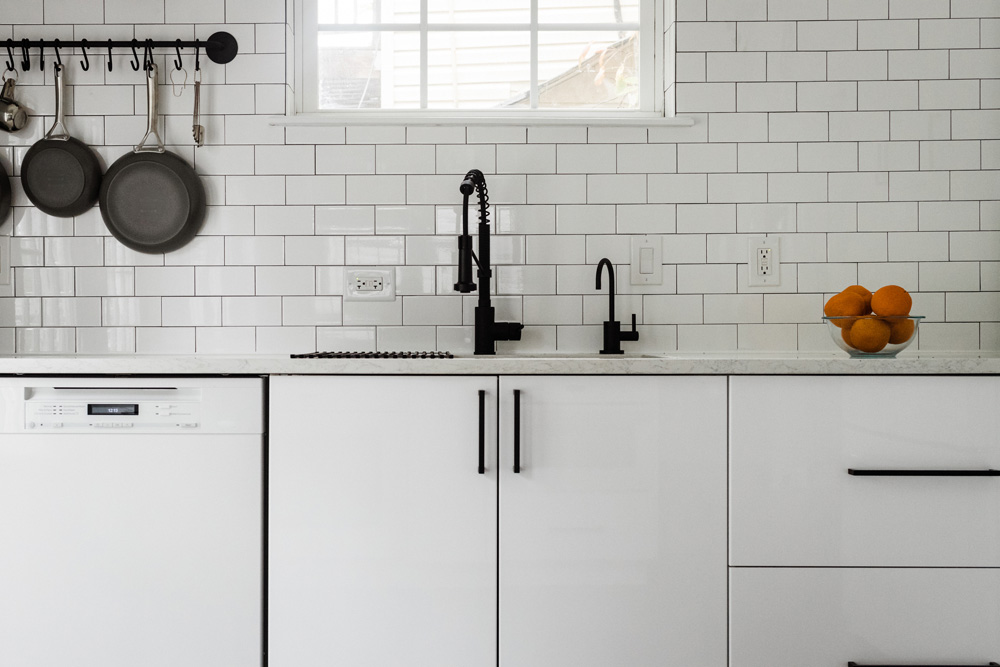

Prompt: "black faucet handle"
[621,313,639,342]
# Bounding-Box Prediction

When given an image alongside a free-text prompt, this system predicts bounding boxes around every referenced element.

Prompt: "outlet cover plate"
[344,267,396,302]
[748,236,780,287]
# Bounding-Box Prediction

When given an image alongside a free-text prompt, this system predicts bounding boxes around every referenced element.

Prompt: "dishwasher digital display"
[87,404,139,416]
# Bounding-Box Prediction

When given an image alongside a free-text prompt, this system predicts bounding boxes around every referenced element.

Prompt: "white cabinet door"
[730,376,1000,567]
[731,568,1000,667]
[268,376,498,667]
[498,376,727,667]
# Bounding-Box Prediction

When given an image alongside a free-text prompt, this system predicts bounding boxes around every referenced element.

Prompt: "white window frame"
[284,0,687,125]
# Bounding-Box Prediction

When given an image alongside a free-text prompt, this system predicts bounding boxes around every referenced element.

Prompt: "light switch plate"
[0,235,9,286]
[630,235,662,285]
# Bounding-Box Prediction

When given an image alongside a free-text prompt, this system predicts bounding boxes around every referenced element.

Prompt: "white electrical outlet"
[0,235,9,286]
[748,236,780,287]
[344,268,396,302]
[630,235,663,285]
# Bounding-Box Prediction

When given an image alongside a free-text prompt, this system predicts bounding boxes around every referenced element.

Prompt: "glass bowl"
[823,315,924,358]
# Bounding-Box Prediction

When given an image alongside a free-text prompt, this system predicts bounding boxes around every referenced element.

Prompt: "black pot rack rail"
[4,31,238,73]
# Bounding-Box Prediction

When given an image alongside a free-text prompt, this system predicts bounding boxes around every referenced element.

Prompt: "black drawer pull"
[477,390,485,474]
[513,389,521,473]
[848,662,999,667]
[848,469,1000,477]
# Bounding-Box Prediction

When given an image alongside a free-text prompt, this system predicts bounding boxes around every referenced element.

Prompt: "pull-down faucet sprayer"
[454,169,523,355]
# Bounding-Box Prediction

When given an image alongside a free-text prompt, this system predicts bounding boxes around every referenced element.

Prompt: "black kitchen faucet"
[454,169,523,355]
[596,257,639,354]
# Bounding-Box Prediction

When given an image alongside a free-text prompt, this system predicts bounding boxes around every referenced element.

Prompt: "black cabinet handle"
[848,662,999,667]
[513,389,521,473]
[848,469,1000,477]
[478,390,485,474]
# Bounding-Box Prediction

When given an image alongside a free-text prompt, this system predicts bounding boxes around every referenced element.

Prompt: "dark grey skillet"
[0,160,10,224]
[20,65,103,218]
[99,63,205,254]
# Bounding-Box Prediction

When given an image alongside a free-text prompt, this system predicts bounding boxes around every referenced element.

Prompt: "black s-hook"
[52,39,61,71]
[130,39,140,71]
[80,38,90,71]
[174,39,183,70]
[20,38,30,71]
[194,39,201,71]
[107,39,113,71]
[5,39,14,72]
[144,39,154,72]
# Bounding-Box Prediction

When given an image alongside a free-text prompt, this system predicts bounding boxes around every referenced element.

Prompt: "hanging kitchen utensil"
[99,63,205,254]
[0,70,27,133]
[192,69,204,147]
[0,160,11,224]
[20,65,103,217]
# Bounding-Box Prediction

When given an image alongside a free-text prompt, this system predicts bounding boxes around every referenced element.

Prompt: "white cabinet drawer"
[730,376,1000,567]
[731,567,1000,667]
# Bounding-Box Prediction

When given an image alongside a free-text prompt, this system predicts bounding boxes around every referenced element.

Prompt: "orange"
[824,292,867,327]
[842,285,872,314]
[887,317,915,345]
[850,317,891,353]
[841,326,855,349]
[871,285,912,317]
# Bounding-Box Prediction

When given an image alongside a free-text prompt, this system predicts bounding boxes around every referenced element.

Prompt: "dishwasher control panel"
[24,389,202,431]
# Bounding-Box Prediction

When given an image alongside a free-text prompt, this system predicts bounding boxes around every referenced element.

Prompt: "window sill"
[268,111,696,128]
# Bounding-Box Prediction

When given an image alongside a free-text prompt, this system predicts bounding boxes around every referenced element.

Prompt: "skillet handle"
[44,65,70,141]
[134,63,165,153]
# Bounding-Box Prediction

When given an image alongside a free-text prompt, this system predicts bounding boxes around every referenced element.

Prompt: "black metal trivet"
[291,351,454,359]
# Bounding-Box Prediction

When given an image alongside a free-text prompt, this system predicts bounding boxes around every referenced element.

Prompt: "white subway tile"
[767,0,827,19]
[677,53,708,82]
[377,326,437,352]
[195,266,256,296]
[705,293,763,323]
[374,145,435,175]
[798,82,859,112]
[764,293,823,323]
[255,327,317,354]
[496,144,556,174]
[256,266,315,295]
[678,324,737,351]
[135,267,194,296]
[648,174,708,204]
[738,324,798,350]
[587,174,646,204]
[585,235,630,265]
[676,83,736,112]
[436,144,496,175]
[16,328,75,354]
[616,204,676,234]
[44,237,103,267]
[890,0,949,18]
[466,126,526,144]
[136,327,195,354]
[736,203,796,232]
[708,0,766,20]
[396,266,435,295]
[255,145,315,175]
[527,126,588,144]
[665,234,707,264]
[75,267,134,297]
[888,49,950,79]
[920,141,980,171]
[858,81,919,111]
[497,266,556,295]
[919,323,980,349]
[281,296,343,326]
[984,141,1000,169]
[737,21,796,51]
[798,202,858,232]
[676,22,737,52]
[767,52,826,81]
[889,171,949,201]
[858,202,917,231]
[226,176,285,205]
[769,173,828,203]
[101,297,160,327]
[677,203,736,233]
[252,206,312,236]
[225,0,285,22]
[226,54,285,85]
[828,51,888,81]
[526,234,585,264]
[286,176,346,205]
[649,117,710,143]
[706,52,766,82]
[859,19,918,49]
[947,293,1000,323]
[554,205,615,234]
[346,126,405,145]
[344,236,404,265]
[406,236,456,265]
[953,110,1000,140]
[677,143,736,173]
[105,0,162,23]
[735,82,797,112]
[953,0,1000,17]
[404,175,456,206]
[888,231,949,261]
[374,206,433,235]
[919,80,980,111]
[644,295,703,324]
[283,236,345,266]
[798,21,858,51]
[951,231,1000,260]
[828,232,888,262]
[953,171,1000,200]
[222,296,282,326]
[919,262,980,291]
[556,144,617,174]
[617,144,676,174]
[739,143,797,172]
[526,175,587,204]
[677,263,736,293]
[42,297,99,327]
[316,326,376,351]
[75,327,134,354]
[316,144,374,175]
[225,236,283,266]
[164,236,225,267]
[829,171,889,201]
[830,112,890,141]
[919,201,980,231]
[285,126,346,145]
[195,327,256,353]
[859,141,919,171]
[920,18,981,49]
[522,296,583,325]
[342,299,403,326]
[162,297,221,327]
[709,173,767,203]
[401,295,463,326]
[798,262,858,292]
[407,126,465,145]
[709,113,768,142]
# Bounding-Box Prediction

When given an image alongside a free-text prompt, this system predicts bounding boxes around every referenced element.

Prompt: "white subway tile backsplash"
[136,327,196,354]
[222,296,282,326]
[163,297,221,327]
[255,266,315,296]
[859,202,918,231]
[195,266,256,296]
[919,201,981,230]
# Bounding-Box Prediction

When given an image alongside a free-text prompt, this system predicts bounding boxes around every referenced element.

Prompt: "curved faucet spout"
[596,258,615,321]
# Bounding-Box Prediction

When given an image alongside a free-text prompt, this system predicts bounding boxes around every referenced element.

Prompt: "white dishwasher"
[0,377,263,667]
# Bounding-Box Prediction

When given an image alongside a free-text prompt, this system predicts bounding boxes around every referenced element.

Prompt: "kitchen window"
[293,0,676,124]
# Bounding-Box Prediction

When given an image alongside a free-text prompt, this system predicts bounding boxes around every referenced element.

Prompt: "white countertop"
[0,352,998,375]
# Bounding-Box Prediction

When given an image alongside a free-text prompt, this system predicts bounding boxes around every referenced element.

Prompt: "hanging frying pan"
[0,160,11,224]
[20,65,103,218]
[99,63,205,254]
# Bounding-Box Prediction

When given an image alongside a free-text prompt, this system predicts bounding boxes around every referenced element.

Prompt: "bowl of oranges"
[823,285,922,358]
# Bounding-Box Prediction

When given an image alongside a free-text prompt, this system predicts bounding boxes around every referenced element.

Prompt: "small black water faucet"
[596,258,639,354]
[454,169,523,355]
